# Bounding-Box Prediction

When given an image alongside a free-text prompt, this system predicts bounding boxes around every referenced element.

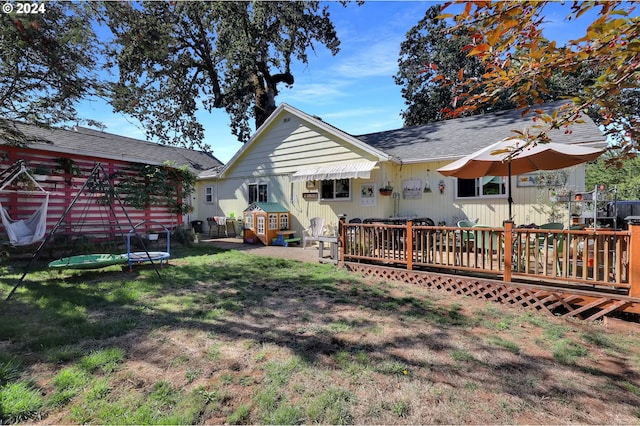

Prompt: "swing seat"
[1,197,49,246]
[48,253,128,270]
[0,161,50,246]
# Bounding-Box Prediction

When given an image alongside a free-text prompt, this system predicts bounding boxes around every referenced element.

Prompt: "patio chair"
[303,217,326,249]
[473,224,502,263]
[215,216,228,237]
[412,218,436,262]
[537,222,565,272]
[457,219,477,251]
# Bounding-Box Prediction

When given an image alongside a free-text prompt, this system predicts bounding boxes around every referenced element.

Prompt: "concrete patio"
[201,236,321,264]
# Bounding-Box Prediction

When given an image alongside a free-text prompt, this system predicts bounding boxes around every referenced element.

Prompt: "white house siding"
[194,105,592,235]
[195,159,587,235]
[395,161,587,227]
[223,112,379,179]
[197,111,393,235]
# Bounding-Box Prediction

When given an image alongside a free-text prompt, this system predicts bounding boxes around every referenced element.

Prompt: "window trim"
[455,176,508,200]
[204,185,215,204]
[319,178,352,202]
[248,182,268,204]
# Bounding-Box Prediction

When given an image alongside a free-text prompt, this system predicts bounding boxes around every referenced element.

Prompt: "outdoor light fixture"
[438,180,445,194]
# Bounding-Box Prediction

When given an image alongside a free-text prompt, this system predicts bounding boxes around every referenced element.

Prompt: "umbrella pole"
[508,161,513,220]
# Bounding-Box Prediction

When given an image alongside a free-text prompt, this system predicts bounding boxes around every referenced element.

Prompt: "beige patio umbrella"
[437,138,605,220]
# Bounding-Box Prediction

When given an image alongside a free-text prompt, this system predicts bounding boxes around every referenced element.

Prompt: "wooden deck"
[339,220,640,320]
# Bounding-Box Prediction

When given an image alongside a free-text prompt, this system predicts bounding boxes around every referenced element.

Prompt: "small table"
[318,235,339,264]
[272,230,301,247]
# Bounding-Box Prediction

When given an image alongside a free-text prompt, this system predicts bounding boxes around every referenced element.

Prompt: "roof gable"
[218,103,392,178]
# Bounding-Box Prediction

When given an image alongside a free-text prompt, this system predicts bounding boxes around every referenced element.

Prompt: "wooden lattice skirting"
[343,262,640,321]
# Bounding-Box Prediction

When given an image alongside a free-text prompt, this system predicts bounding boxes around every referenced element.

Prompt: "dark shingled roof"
[1,120,223,174]
[355,101,605,163]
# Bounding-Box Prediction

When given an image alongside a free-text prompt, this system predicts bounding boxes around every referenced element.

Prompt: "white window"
[256,216,265,235]
[249,183,268,204]
[279,213,289,230]
[457,176,507,198]
[268,214,278,230]
[244,213,254,230]
[204,185,215,204]
[320,179,351,201]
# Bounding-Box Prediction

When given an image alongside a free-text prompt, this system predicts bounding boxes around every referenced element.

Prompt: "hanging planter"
[379,182,393,196]
[302,192,318,201]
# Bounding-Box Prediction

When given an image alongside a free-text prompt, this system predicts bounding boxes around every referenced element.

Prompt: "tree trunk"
[253,72,294,130]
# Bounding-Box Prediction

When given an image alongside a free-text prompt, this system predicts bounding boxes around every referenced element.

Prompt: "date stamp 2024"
[2,2,46,14]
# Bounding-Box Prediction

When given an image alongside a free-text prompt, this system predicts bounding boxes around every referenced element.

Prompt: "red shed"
[0,121,223,240]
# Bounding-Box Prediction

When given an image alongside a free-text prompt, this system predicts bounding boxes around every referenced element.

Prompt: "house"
[194,101,606,239]
[0,121,223,237]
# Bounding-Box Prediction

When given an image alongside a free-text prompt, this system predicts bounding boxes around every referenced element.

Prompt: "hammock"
[0,161,50,246]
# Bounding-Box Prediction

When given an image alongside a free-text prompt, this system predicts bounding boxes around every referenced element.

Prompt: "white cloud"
[333,39,400,79]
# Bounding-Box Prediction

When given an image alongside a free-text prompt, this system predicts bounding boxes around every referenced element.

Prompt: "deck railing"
[340,219,640,296]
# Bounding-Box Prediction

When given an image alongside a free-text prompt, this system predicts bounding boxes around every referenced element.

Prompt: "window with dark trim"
[320,179,350,200]
[457,176,506,198]
[248,183,268,204]
[204,185,215,204]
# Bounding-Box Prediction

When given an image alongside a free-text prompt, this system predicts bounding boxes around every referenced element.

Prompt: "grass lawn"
[1,244,640,424]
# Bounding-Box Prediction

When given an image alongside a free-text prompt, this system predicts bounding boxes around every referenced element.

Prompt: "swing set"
[1,160,171,300]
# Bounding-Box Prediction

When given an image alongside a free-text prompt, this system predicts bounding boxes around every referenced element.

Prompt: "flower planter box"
[302,192,318,201]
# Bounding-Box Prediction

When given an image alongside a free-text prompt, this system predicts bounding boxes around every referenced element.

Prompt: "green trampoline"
[48,254,128,270]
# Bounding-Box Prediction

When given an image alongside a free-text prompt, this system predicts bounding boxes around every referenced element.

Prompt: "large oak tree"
[98,1,344,150]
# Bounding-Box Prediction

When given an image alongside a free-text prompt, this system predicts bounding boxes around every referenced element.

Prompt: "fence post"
[628,222,640,298]
[406,220,413,270]
[338,215,346,267]
[503,221,513,283]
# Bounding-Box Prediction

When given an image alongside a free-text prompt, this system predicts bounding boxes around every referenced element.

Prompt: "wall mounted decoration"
[360,183,376,206]
[402,179,422,199]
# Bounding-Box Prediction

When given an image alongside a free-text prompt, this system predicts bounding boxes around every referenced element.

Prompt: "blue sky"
[79,1,600,164]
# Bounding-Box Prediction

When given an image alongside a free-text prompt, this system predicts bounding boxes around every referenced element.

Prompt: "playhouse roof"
[243,202,289,213]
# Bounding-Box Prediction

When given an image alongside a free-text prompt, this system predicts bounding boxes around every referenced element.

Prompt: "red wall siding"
[1,146,183,240]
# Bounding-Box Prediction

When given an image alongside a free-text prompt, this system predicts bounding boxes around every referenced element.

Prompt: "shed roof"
[1,120,223,174]
[355,101,605,163]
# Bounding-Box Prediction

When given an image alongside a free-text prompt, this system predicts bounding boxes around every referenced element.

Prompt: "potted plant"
[147,229,159,241]
[31,165,50,181]
[379,182,393,196]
